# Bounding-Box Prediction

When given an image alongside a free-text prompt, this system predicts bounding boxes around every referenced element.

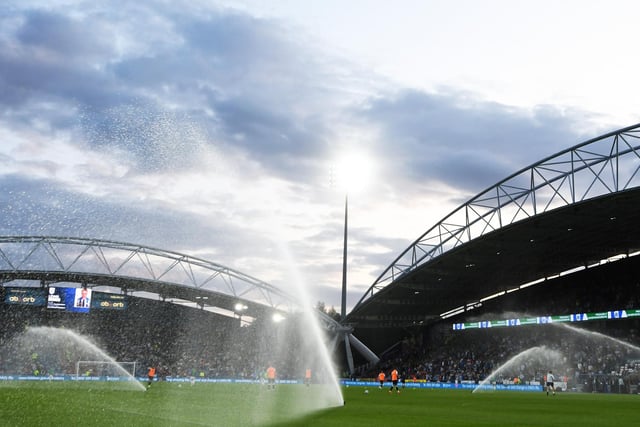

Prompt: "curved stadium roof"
[0,236,297,319]
[347,123,640,335]
[0,236,349,334]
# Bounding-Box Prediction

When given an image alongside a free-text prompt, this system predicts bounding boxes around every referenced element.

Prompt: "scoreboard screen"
[92,292,127,310]
[4,287,46,306]
[4,287,127,312]
[47,286,91,313]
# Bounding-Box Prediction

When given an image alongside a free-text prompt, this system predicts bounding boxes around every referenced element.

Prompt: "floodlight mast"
[341,193,348,321]
[341,192,356,376]
[332,151,380,375]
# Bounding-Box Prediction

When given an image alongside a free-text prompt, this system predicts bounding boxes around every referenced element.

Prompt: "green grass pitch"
[1,382,639,426]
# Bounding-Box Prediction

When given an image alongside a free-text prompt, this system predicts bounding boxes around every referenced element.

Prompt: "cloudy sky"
[1,0,638,312]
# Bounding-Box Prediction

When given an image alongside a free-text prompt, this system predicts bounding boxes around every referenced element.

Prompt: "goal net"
[76,360,138,380]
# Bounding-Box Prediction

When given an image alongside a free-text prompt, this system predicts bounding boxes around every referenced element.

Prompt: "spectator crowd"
[1,256,640,393]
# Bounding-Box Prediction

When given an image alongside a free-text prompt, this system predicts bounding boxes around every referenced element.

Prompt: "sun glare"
[332,150,375,194]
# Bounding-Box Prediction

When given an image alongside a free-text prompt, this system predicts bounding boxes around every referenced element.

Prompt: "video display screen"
[46,286,92,313]
[452,309,640,330]
[91,292,127,310]
[4,287,47,306]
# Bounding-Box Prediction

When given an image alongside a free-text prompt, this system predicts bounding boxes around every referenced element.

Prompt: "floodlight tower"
[333,151,377,376]
[341,192,348,322]
[340,191,356,376]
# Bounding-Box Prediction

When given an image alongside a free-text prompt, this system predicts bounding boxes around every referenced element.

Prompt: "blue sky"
[1,0,637,311]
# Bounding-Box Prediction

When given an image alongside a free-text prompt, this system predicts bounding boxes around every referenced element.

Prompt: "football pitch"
[1,381,639,426]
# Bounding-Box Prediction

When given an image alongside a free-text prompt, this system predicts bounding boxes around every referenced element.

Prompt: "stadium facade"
[2,123,640,385]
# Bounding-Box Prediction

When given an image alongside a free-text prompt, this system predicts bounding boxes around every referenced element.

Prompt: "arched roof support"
[0,236,350,334]
[0,236,294,311]
[354,123,640,310]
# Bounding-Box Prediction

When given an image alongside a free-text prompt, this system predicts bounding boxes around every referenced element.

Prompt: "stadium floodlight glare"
[272,313,285,323]
[234,302,248,312]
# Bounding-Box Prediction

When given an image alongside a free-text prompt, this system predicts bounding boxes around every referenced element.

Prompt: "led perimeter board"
[91,292,127,310]
[452,309,640,330]
[4,287,46,306]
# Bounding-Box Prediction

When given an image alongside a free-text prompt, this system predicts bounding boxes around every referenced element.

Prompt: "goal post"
[76,360,138,380]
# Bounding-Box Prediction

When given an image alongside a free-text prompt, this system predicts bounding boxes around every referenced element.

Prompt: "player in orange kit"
[389,368,400,394]
[377,370,385,389]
